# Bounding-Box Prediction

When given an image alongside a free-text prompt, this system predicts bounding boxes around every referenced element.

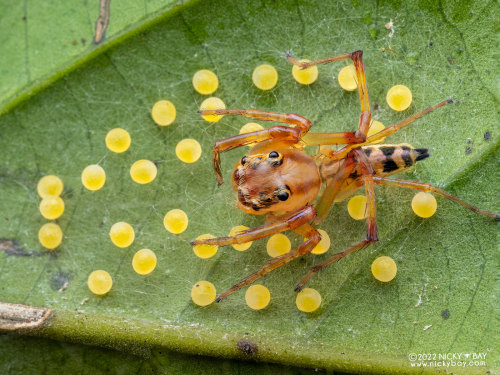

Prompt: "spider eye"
[277,191,289,201]
[241,156,247,165]
[269,151,279,158]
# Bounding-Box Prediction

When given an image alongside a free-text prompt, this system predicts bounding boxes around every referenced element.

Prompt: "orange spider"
[191,50,499,302]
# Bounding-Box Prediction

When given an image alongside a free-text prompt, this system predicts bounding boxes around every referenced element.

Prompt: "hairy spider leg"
[372,177,500,219]
[287,50,371,141]
[215,223,321,302]
[190,205,319,301]
[330,99,453,161]
[198,109,311,185]
[295,149,379,291]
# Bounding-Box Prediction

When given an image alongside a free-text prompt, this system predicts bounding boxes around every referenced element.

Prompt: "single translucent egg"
[366,120,386,144]
[152,100,176,126]
[200,97,226,122]
[252,64,278,90]
[38,223,63,249]
[266,233,291,257]
[193,69,219,95]
[163,209,188,234]
[130,159,157,184]
[411,192,437,218]
[371,256,397,282]
[39,196,65,220]
[296,288,321,313]
[193,234,218,259]
[338,65,357,91]
[292,59,318,85]
[175,139,202,163]
[191,280,216,306]
[81,164,106,191]
[105,128,131,153]
[109,221,135,248]
[386,85,412,111]
[229,225,252,251]
[245,284,271,310]
[37,175,63,198]
[132,249,157,275]
[347,195,367,220]
[88,270,113,295]
[309,229,331,255]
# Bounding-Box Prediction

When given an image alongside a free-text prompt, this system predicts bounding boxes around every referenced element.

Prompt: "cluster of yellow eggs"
[39,58,437,307]
[37,175,64,249]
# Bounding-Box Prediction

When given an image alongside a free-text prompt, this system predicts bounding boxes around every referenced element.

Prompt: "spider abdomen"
[362,144,428,177]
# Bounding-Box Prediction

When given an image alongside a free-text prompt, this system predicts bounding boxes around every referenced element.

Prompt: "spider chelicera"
[191,50,499,302]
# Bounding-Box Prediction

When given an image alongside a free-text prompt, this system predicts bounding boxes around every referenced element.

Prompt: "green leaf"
[0,0,498,374]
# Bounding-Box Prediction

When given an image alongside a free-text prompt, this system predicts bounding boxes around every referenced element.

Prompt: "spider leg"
[287,50,371,140]
[314,153,356,224]
[296,149,379,290]
[373,177,499,219]
[201,109,312,185]
[215,223,321,302]
[331,99,452,161]
[190,205,316,247]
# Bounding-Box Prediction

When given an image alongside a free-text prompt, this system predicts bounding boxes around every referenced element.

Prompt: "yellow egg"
[338,65,357,91]
[229,225,252,251]
[200,97,226,122]
[366,120,386,144]
[163,209,188,234]
[37,175,63,198]
[309,229,331,255]
[175,139,202,163]
[296,288,321,312]
[291,59,318,85]
[152,100,176,126]
[193,234,218,259]
[386,85,412,111]
[81,164,106,191]
[252,64,278,90]
[132,249,157,275]
[109,221,135,248]
[347,195,367,220]
[39,196,65,220]
[411,192,437,218]
[130,159,157,184]
[192,69,219,95]
[266,233,291,257]
[38,223,63,249]
[245,285,271,310]
[191,280,216,306]
[105,128,131,153]
[371,256,397,282]
[88,270,113,295]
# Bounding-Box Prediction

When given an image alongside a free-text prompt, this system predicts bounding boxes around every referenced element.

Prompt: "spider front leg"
[296,149,379,290]
[190,205,319,301]
[199,109,312,185]
[287,50,372,140]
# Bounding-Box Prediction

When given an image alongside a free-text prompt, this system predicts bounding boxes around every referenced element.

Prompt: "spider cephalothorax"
[233,148,320,215]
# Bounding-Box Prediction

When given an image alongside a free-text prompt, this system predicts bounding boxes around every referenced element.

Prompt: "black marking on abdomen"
[401,152,413,167]
[380,146,395,156]
[383,158,399,173]
[364,147,373,157]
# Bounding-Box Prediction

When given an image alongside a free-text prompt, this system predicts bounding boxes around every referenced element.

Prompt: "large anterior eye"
[277,191,289,201]
[268,151,279,158]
